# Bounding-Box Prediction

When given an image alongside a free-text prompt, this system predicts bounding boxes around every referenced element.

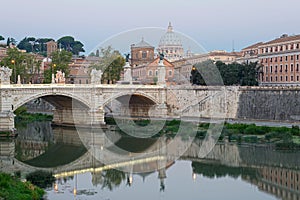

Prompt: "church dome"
[157,22,184,61]
[158,22,182,47]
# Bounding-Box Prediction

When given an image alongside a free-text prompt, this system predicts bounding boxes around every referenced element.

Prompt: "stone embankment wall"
[237,87,300,121]
[169,86,300,122]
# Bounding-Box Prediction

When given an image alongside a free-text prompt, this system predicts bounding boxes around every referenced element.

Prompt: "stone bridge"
[0,84,169,131]
[2,82,300,132]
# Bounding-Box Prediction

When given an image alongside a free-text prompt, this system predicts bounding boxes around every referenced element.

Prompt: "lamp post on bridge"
[11,59,16,84]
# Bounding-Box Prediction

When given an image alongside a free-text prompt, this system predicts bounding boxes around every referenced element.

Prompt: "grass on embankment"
[105,117,300,150]
[14,106,53,124]
[0,173,45,200]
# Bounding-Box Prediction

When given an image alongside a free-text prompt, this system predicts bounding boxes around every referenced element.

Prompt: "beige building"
[258,34,300,85]
[172,50,241,83]
[0,47,7,61]
[236,42,262,64]
[46,40,57,57]
[131,38,155,67]
[132,57,175,85]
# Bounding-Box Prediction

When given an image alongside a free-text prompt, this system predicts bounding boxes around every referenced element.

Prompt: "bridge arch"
[102,91,160,108]
[13,91,91,112]
[101,91,159,119]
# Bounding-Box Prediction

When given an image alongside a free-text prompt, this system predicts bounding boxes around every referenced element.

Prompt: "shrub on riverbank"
[14,106,53,126]
[0,173,45,200]
[26,170,55,189]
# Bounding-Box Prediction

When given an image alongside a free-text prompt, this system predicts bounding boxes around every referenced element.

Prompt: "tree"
[6,37,10,47]
[57,36,85,55]
[190,60,259,86]
[0,35,4,41]
[43,49,72,83]
[0,48,26,83]
[17,37,53,56]
[190,60,223,86]
[89,46,125,84]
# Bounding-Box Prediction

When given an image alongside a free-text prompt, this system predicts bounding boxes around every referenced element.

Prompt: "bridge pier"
[0,89,14,132]
[53,108,96,127]
[0,112,14,132]
[90,107,106,125]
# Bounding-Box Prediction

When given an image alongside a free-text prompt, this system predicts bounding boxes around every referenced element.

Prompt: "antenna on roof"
[232,40,235,52]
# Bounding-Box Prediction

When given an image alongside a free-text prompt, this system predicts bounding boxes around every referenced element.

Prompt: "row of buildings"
[238,34,300,86]
[1,23,300,86]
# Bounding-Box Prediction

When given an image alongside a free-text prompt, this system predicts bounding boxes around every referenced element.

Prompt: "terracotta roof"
[262,34,300,46]
[131,38,153,48]
[209,51,241,57]
[69,68,89,76]
[148,57,174,67]
[242,42,264,50]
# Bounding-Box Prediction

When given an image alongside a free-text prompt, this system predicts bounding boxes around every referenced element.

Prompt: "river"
[0,121,299,200]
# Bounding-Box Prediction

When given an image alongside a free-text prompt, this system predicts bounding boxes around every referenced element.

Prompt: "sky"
[1,0,300,54]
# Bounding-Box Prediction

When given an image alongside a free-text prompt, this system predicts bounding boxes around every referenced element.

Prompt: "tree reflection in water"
[92,169,126,191]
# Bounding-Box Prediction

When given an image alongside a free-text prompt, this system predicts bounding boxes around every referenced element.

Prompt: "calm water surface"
[0,121,299,200]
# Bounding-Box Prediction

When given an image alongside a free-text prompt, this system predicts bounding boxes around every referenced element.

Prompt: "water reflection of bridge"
[1,126,300,200]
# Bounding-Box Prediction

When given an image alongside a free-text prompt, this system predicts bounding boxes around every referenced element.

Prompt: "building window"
[148,70,152,76]
[280,65,283,72]
[266,58,268,63]
[285,65,288,72]
[265,66,268,74]
[291,76,294,81]
[297,76,299,81]
[86,79,88,84]
[275,65,278,73]
[270,66,273,73]
[280,76,283,81]
[270,58,272,62]
[155,70,158,76]
[168,70,172,76]
[297,55,299,60]
[275,76,278,81]
[291,64,294,71]
[297,64,299,72]
[271,76,273,82]
[275,57,277,62]
[79,80,81,84]
[286,76,288,81]
[291,55,294,60]
[266,77,269,82]
[297,44,299,49]
[142,51,147,58]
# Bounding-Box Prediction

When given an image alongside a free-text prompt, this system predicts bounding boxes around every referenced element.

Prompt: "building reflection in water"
[0,121,300,199]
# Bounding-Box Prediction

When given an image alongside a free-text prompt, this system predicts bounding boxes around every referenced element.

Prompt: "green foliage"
[0,35,4,41]
[192,162,257,180]
[17,37,53,55]
[191,60,259,86]
[90,46,125,84]
[25,171,55,189]
[14,106,53,124]
[14,106,27,116]
[0,48,42,83]
[275,141,300,150]
[0,173,45,200]
[57,36,85,55]
[191,60,223,85]
[101,169,126,191]
[43,49,72,83]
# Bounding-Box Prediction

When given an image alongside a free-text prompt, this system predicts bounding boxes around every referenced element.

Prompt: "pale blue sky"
[1,0,300,54]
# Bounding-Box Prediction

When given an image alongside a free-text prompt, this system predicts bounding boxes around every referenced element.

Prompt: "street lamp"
[11,59,16,83]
